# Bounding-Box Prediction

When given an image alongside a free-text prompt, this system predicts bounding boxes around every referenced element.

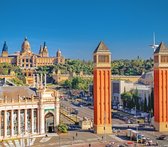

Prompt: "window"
[94,55,97,63]
[161,55,168,63]
[154,56,158,63]
[26,59,29,62]
[98,55,109,63]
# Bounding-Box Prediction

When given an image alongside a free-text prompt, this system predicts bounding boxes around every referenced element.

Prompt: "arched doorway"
[45,112,54,133]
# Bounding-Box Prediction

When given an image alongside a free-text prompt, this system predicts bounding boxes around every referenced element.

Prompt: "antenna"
[149,32,159,52]
[153,32,155,46]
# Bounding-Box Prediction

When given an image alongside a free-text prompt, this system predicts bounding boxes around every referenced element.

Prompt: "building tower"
[56,49,65,64]
[39,45,43,57]
[21,37,31,53]
[1,41,8,57]
[93,41,112,134]
[154,42,168,132]
[42,42,49,57]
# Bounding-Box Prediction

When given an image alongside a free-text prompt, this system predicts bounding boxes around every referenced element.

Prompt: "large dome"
[21,37,31,53]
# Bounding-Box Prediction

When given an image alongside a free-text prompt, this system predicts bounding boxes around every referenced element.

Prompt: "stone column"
[54,95,60,130]
[33,74,35,88]
[39,106,45,134]
[11,110,14,136]
[4,110,7,137]
[44,74,46,88]
[31,109,34,134]
[18,109,21,135]
[37,108,40,134]
[25,109,27,133]
[0,110,1,137]
[37,74,39,89]
[40,74,43,88]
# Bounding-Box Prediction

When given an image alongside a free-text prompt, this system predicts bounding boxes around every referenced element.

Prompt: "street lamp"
[104,112,106,142]
[135,105,138,144]
[59,135,60,147]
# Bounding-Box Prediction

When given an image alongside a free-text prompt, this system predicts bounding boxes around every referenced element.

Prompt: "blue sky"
[0,0,168,60]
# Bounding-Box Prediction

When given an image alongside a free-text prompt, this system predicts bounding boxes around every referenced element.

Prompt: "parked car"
[157,135,166,140]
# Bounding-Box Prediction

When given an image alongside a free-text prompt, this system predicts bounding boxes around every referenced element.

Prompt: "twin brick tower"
[93,41,168,134]
[93,42,112,134]
[154,42,168,132]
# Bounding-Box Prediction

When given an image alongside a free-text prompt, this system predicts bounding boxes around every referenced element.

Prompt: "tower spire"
[2,41,8,52]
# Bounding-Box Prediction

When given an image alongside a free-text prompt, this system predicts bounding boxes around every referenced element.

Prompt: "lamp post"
[59,135,60,147]
[135,105,138,144]
[104,112,106,142]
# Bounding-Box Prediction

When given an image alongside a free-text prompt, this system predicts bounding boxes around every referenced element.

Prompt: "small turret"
[1,41,8,57]
[55,49,65,64]
[40,42,49,57]
[39,45,43,56]
[56,49,61,57]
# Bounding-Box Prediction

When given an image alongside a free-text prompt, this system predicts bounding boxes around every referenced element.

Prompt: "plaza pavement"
[0,131,137,147]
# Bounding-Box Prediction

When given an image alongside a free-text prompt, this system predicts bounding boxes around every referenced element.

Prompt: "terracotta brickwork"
[154,42,168,132]
[93,42,112,134]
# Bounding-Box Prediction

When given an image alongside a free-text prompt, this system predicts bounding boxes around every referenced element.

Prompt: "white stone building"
[112,80,152,106]
[0,75,60,139]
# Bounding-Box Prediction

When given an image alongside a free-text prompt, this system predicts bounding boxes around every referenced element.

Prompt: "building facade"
[138,71,153,86]
[93,41,112,134]
[112,80,152,107]
[154,42,168,132]
[0,75,60,139]
[0,38,65,84]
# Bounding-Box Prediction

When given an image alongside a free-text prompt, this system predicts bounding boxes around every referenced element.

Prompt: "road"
[60,100,94,120]
[60,99,126,126]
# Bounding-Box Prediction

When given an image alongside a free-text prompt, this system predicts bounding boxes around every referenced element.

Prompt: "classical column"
[39,106,45,134]
[11,110,14,136]
[25,109,27,133]
[37,74,39,89]
[44,74,46,88]
[4,110,7,137]
[18,109,21,135]
[0,110,1,137]
[37,108,40,134]
[40,74,43,88]
[54,94,60,131]
[33,74,35,88]
[31,109,34,134]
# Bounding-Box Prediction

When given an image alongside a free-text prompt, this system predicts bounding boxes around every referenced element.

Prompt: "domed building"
[0,38,65,85]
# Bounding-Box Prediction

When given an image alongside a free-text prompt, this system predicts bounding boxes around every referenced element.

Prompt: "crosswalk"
[2,138,36,147]
[1,133,58,147]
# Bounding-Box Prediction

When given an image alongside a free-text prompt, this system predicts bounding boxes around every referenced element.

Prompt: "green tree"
[144,96,147,112]
[132,89,140,110]
[151,88,154,116]
[148,95,151,112]
[62,77,92,91]
[121,92,133,108]
[57,123,68,133]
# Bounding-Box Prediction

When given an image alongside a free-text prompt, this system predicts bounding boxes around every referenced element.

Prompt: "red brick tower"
[154,42,168,132]
[93,41,112,134]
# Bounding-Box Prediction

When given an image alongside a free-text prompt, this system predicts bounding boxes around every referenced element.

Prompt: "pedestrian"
[102,136,104,140]
[76,132,78,137]
[89,143,91,147]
